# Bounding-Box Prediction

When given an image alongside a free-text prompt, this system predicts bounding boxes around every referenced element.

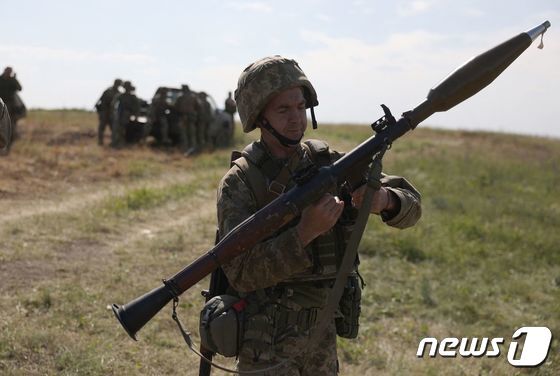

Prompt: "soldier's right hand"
[296,193,344,247]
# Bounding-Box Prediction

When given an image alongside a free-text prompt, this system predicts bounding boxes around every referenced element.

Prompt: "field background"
[0,110,558,375]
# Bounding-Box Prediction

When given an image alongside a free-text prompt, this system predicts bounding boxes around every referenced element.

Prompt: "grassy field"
[0,110,558,375]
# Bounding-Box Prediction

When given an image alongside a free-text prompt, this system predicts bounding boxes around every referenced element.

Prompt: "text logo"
[507,327,552,367]
[417,327,552,367]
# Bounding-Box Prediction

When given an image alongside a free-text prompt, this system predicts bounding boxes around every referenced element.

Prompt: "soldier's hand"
[296,193,344,247]
[352,185,396,214]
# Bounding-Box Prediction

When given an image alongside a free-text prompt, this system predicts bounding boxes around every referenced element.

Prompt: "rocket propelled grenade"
[112,21,551,343]
[406,20,551,127]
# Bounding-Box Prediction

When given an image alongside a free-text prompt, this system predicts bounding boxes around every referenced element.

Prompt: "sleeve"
[380,174,422,229]
[217,166,313,293]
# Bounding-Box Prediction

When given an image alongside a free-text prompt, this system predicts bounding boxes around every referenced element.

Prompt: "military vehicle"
[123,98,150,144]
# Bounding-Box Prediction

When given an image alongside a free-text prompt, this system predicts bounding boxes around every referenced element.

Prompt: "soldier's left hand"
[352,185,394,214]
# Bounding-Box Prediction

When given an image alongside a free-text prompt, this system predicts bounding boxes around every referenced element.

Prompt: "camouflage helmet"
[235,55,318,133]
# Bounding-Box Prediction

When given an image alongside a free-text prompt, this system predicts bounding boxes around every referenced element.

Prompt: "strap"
[232,142,305,208]
[302,143,389,364]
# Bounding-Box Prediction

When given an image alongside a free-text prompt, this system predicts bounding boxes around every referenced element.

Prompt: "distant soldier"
[224,91,237,145]
[174,84,198,155]
[225,91,237,118]
[95,79,123,145]
[197,91,212,148]
[111,81,140,148]
[0,67,24,138]
[0,98,12,155]
[150,87,172,144]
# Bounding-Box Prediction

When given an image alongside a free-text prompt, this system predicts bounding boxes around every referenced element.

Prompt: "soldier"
[0,67,23,138]
[111,81,140,148]
[175,84,198,155]
[0,98,12,155]
[225,91,237,118]
[216,56,422,374]
[95,79,122,145]
[196,92,212,149]
[150,87,172,144]
[224,91,237,145]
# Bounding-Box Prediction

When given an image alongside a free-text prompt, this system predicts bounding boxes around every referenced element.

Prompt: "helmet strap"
[310,106,318,129]
[260,118,302,147]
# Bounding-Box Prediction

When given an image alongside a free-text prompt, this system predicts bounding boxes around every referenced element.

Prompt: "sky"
[1,0,558,137]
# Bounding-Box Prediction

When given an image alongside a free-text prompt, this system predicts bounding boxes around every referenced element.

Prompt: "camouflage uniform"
[224,91,237,145]
[215,55,422,375]
[150,89,171,144]
[96,79,122,145]
[111,81,140,148]
[175,85,198,153]
[197,92,212,147]
[218,141,421,375]
[225,92,237,117]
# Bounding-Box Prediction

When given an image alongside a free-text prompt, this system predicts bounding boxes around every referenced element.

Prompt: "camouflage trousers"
[178,114,197,151]
[97,110,111,145]
[237,320,338,375]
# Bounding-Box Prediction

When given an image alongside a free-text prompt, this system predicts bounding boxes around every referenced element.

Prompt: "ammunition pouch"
[273,305,319,338]
[199,295,247,357]
[240,301,320,362]
[335,274,362,339]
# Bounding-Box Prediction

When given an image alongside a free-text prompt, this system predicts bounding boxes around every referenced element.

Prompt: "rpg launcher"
[112,21,551,342]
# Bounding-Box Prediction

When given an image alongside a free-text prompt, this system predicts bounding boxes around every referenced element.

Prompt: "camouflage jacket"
[113,93,140,123]
[97,86,119,112]
[217,140,422,293]
[225,98,237,115]
[175,92,198,115]
[150,95,169,117]
[198,98,212,123]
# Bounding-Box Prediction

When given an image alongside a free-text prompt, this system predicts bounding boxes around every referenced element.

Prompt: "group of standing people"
[95,79,140,148]
[95,80,237,154]
[155,84,213,156]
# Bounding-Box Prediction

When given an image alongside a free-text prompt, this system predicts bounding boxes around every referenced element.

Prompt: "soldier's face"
[262,87,307,141]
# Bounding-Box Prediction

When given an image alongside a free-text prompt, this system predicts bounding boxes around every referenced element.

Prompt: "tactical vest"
[230,140,354,285]
[218,141,361,360]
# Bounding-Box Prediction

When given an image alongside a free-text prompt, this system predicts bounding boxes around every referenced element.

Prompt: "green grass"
[1,111,559,375]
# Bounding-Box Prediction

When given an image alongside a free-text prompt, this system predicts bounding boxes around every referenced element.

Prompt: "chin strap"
[260,118,302,147]
[310,107,317,129]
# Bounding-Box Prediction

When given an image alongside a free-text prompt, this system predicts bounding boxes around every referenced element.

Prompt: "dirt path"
[0,169,199,227]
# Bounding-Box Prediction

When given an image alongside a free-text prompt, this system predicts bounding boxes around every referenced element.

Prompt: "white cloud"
[316,13,331,22]
[294,26,560,137]
[223,35,242,47]
[397,0,436,16]
[464,7,485,18]
[0,44,156,64]
[226,1,273,13]
[349,0,375,15]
